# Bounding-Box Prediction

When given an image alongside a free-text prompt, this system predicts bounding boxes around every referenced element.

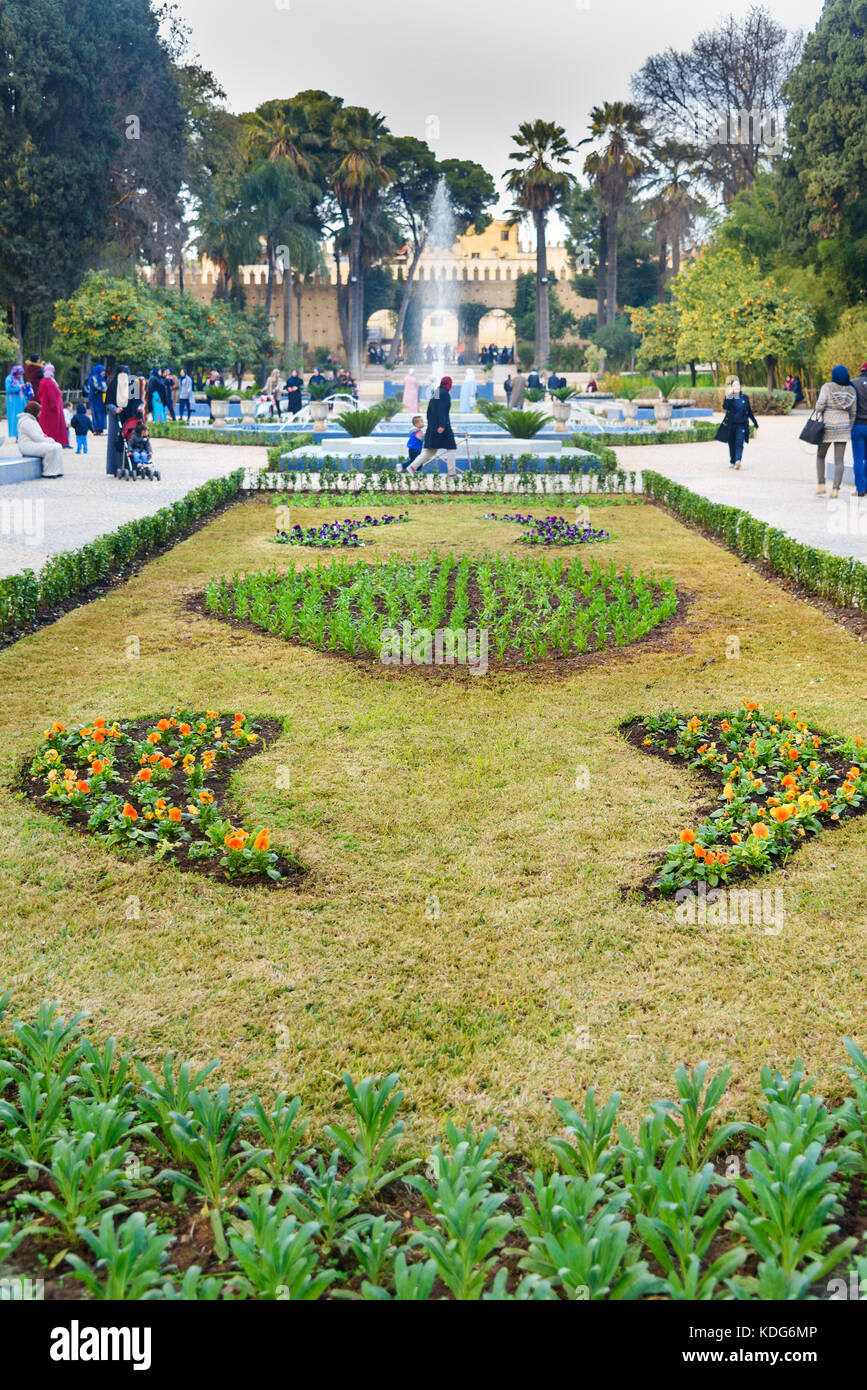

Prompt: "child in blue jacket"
[70,401,93,453]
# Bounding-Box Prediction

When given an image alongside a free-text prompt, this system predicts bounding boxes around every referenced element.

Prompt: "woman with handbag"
[814,365,857,498]
[718,378,758,469]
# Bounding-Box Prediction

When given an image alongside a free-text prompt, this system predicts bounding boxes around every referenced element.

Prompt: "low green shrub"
[643,471,867,611]
[571,423,718,450]
[0,471,244,642]
[671,388,794,415]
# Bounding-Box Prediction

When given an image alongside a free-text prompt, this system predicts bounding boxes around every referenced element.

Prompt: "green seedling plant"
[549,1087,622,1180]
[619,1104,686,1219]
[837,1037,867,1176]
[323,1072,416,1198]
[282,1153,361,1246]
[341,1214,402,1288]
[517,1171,659,1300]
[156,1266,225,1300]
[633,1161,745,1299]
[76,1037,135,1104]
[361,1252,438,1301]
[0,1001,87,1089]
[0,1217,31,1263]
[155,1085,266,1261]
[245,1092,311,1184]
[661,1062,743,1169]
[65,1211,176,1300]
[22,1132,133,1242]
[229,1188,338,1300]
[134,1053,221,1160]
[0,1073,70,1170]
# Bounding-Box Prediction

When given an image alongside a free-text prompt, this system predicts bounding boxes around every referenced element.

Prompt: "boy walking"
[70,401,93,454]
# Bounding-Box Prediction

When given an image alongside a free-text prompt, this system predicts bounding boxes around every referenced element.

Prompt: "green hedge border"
[644,470,867,610]
[0,470,245,642]
[148,423,316,455]
[571,423,718,451]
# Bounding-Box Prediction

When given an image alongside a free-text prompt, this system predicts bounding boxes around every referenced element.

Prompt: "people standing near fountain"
[402,368,419,413]
[285,370,303,415]
[459,368,477,413]
[510,369,527,410]
[528,366,541,390]
[4,365,27,439]
[408,376,457,477]
[265,367,283,417]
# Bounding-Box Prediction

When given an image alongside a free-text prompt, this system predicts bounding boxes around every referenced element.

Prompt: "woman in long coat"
[402,368,419,413]
[284,370,303,415]
[4,365,27,439]
[105,364,131,474]
[88,364,107,433]
[408,375,458,476]
[815,364,857,497]
[37,364,69,447]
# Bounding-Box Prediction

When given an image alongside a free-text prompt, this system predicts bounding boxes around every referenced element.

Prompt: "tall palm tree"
[242,102,322,360]
[505,121,574,368]
[330,107,393,379]
[243,160,320,378]
[195,179,258,302]
[582,103,649,325]
[643,142,704,299]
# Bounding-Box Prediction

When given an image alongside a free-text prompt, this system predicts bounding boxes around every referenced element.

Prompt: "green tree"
[505,121,575,367]
[242,160,320,376]
[512,273,576,347]
[582,104,649,327]
[331,107,393,379]
[628,301,680,370]
[52,272,171,369]
[780,0,867,295]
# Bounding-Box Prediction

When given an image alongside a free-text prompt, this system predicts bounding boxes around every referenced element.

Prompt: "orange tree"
[628,301,680,372]
[53,271,170,368]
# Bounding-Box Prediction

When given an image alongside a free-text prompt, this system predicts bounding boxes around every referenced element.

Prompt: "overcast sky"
[177,0,824,223]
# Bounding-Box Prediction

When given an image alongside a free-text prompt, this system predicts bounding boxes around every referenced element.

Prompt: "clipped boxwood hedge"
[671,388,794,415]
[0,470,245,642]
[571,423,718,451]
[644,470,867,611]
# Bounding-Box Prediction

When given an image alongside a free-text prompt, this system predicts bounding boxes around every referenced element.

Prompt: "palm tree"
[582,103,649,325]
[242,102,322,360]
[195,179,258,302]
[330,107,393,380]
[243,161,320,378]
[505,121,574,368]
[643,142,704,299]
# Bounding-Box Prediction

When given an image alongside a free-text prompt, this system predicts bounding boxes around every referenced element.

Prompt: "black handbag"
[715,419,732,443]
[799,411,824,445]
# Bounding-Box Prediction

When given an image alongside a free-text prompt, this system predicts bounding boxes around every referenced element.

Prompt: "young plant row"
[644,471,867,611]
[0,471,245,642]
[637,701,866,892]
[24,709,295,884]
[204,554,677,664]
[0,993,865,1301]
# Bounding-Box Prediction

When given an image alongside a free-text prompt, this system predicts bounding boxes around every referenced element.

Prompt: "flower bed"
[274,513,409,548]
[488,512,610,545]
[22,710,298,885]
[629,700,866,895]
[204,554,678,665]
[0,990,864,1302]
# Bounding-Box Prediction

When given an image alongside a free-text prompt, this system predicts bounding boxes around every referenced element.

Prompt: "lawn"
[2,493,865,1159]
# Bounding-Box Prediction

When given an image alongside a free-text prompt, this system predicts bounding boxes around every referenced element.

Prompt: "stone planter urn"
[240,398,257,420]
[622,399,639,421]
[309,400,329,429]
[552,400,572,431]
[653,400,674,426]
[209,399,229,422]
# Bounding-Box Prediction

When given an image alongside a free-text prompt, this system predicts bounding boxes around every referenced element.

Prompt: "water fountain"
[424,177,459,383]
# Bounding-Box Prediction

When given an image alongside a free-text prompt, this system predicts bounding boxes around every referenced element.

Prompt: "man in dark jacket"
[851,363,867,496]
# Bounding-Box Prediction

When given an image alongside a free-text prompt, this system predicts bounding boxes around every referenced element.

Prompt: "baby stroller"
[116,417,160,480]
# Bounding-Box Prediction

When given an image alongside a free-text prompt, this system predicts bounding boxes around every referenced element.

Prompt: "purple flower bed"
[275,514,409,548]
[488,513,610,546]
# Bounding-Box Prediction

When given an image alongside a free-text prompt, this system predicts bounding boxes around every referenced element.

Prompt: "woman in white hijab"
[17,400,64,476]
[459,368,477,413]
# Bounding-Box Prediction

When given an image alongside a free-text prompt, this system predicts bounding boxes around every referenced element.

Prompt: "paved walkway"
[625,413,867,561]
[0,437,266,578]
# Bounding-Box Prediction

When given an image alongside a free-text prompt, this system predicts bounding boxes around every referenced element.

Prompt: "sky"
[176,0,825,226]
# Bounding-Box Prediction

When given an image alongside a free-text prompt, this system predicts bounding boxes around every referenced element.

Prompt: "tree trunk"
[334,247,352,366]
[534,209,550,368]
[765,355,777,390]
[281,248,294,373]
[671,237,681,277]
[296,284,303,354]
[348,221,364,381]
[606,203,619,326]
[596,217,608,329]
[690,359,697,387]
[388,240,426,368]
[657,232,668,302]
[12,303,24,363]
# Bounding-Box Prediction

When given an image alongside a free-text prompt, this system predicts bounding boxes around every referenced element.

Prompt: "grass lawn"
[2,494,864,1159]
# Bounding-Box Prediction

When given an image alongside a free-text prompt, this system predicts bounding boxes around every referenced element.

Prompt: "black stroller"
[116,421,160,480]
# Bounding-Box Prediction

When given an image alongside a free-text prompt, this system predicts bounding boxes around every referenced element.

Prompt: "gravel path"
[628,413,867,560]
[0,438,265,578]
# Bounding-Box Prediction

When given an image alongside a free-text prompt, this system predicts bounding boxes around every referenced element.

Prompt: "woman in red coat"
[37,363,70,448]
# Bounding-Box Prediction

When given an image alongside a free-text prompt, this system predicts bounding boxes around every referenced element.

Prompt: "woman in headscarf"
[17,400,63,476]
[459,368,477,414]
[4,364,27,439]
[147,368,167,422]
[285,370,303,416]
[265,367,283,417]
[105,364,131,475]
[402,367,419,413]
[88,364,107,433]
[24,355,43,394]
[408,375,458,477]
[815,364,857,498]
[37,364,69,447]
[719,376,759,470]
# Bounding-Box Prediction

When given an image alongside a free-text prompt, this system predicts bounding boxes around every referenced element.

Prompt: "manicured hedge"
[571,423,717,451]
[671,388,794,415]
[644,470,867,610]
[0,470,245,641]
[148,423,315,451]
